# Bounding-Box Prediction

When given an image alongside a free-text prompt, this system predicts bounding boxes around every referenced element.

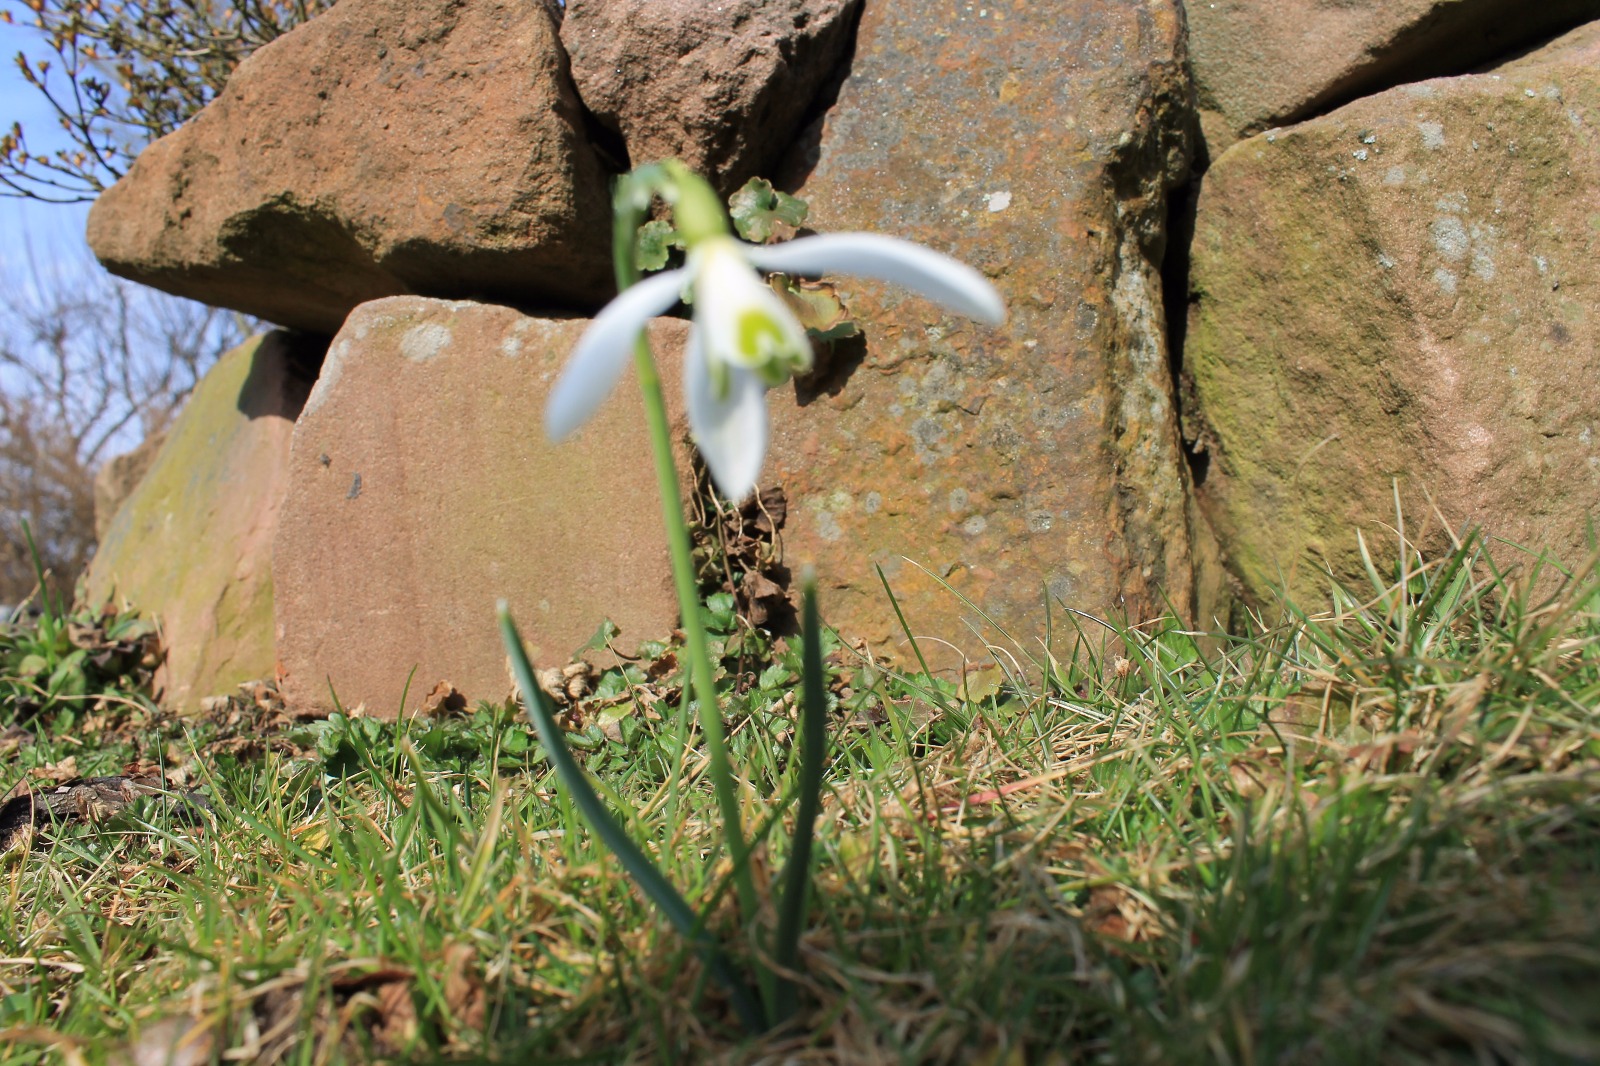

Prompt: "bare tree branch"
[0,241,251,603]
[2,0,339,201]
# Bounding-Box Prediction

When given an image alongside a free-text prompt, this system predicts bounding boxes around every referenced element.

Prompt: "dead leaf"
[644,649,680,682]
[0,725,31,758]
[559,662,594,703]
[746,485,787,534]
[420,681,468,717]
[66,620,103,650]
[123,758,163,779]
[108,1015,216,1066]
[32,756,78,783]
[743,570,789,626]
[441,942,486,1034]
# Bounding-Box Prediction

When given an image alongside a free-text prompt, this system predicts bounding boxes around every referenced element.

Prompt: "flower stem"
[629,332,757,924]
[613,175,759,948]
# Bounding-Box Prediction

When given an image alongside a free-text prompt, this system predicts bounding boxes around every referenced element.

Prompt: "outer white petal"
[684,325,768,502]
[745,232,1006,325]
[545,268,688,441]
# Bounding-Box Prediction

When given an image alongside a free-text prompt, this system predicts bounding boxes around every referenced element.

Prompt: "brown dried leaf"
[420,680,468,718]
[645,649,680,682]
[745,485,787,534]
[66,620,103,650]
[0,725,31,758]
[32,756,78,783]
[442,943,487,1034]
[560,661,595,703]
[108,1015,216,1066]
[367,978,418,1054]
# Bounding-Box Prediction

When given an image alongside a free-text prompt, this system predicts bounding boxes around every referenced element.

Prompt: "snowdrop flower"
[546,230,1006,501]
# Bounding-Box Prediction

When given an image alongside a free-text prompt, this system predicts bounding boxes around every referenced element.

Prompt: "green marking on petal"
[709,356,732,401]
[736,308,789,364]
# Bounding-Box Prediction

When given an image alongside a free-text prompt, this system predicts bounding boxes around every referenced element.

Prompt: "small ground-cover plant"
[1,524,159,725]
[0,527,1596,1063]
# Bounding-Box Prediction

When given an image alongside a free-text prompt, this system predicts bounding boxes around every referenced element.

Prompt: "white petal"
[545,268,688,441]
[745,233,1006,325]
[685,325,768,502]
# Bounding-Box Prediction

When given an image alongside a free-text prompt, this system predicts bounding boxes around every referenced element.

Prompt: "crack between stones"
[1100,7,1207,620]
[1265,2,1600,138]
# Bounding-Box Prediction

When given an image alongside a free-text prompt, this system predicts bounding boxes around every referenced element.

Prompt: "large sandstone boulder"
[561,0,861,196]
[92,429,165,542]
[761,1,1210,662]
[273,298,691,718]
[1184,20,1600,606]
[87,0,613,336]
[86,333,319,710]
[1188,0,1600,152]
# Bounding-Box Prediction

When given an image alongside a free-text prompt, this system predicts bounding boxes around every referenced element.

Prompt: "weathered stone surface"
[274,298,691,718]
[562,0,860,194]
[1185,20,1600,605]
[87,0,613,336]
[761,1,1204,665]
[92,429,165,542]
[1188,0,1600,151]
[86,333,319,710]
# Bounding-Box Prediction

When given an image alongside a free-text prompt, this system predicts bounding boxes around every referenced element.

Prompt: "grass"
[1,527,1597,1064]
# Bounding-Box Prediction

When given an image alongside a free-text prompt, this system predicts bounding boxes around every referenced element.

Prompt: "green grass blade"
[498,604,766,1033]
[20,518,61,627]
[773,573,828,1023]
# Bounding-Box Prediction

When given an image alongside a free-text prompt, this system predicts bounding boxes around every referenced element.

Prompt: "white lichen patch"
[1431,216,1470,261]
[810,489,856,543]
[1471,248,1497,281]
[1419,122,1446,150]
[1433,268,1459,295]
[400,323,453,363]
[984,190,1012,213]
[501,318,540,360]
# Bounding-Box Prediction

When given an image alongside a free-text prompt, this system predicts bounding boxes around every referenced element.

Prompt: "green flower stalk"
[503,160,1006,1031]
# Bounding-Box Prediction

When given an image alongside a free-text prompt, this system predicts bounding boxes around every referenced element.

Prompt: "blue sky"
[0,15,95,271]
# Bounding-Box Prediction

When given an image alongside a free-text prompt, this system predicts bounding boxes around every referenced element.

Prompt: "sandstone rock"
[92,429,165,542]
[562,0,861,194]
[1184,20,1600,605]
[86,333,319,710]
[1187,0,1600,152]
[87,0,613,336]
[760,1,1206,666]
[273,298,691,718]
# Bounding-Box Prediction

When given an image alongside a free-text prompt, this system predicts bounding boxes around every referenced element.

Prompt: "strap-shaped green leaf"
[498,606,766,1033]
[772,572,828,1022]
